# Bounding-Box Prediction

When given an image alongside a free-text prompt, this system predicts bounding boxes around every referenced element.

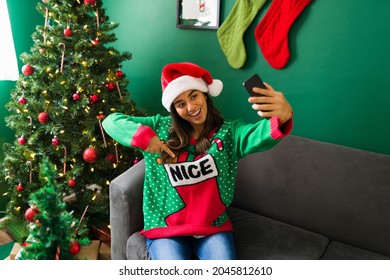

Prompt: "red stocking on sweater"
[254,0,312,69]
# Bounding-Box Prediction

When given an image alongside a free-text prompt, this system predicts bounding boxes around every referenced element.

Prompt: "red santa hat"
[161,62,223,111]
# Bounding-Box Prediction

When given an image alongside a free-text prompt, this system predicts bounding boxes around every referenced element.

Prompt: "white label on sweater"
[164,154,219,187]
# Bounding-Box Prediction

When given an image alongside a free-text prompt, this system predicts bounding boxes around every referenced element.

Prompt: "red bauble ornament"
[18,96,27,105]
[38,112,50,124]
[90,94,99,104]
[105,82,115,91]
[83,147,99,163]
[64,27,72,37]
[116,70,123,78]
[25,207,39,222]
[69,241,81,255]
[22,64,34,76]
[68,178,76,187]
[84,0,96,5]
[52,137,60,146]
[91,38,99,46]
[16,184,24,192]
[105,154,116,163]
[73,92,80,101]
[18,136,26,145]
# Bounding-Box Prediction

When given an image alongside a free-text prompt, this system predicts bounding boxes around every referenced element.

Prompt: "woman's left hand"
[248,82,293,125]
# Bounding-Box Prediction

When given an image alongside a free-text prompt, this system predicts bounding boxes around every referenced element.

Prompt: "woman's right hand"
[146,136,176,158]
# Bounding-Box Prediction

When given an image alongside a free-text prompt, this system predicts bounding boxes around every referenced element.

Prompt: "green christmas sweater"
[102,113,292,239]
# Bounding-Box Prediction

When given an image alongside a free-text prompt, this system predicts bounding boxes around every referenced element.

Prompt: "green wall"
[105,0,390,155]
[1,0,390,214]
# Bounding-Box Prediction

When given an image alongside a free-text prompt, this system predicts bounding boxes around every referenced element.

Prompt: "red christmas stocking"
[254,0,312,69]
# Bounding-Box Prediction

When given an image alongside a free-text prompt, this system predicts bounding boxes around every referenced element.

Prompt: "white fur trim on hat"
[162,75,223,111]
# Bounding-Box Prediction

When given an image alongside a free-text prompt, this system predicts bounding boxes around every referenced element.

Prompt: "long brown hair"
[160,92,224,163]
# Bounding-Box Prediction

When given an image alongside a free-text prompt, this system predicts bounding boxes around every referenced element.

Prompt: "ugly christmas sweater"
[102,113,292,239]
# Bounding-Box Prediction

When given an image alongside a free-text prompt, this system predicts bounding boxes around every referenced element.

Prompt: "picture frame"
[177,0,220,30]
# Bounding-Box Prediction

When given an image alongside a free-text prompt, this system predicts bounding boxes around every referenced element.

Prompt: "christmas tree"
[18,157,89,260]
[1,0,143,238]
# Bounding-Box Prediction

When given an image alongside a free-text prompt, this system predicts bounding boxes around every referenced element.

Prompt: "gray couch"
[109,135,390,260]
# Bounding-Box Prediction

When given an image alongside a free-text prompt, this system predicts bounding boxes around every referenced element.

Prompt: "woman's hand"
[248,82,293,125]
[146,136,176,158]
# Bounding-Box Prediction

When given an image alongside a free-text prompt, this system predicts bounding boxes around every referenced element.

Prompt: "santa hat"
[161,62,223,111]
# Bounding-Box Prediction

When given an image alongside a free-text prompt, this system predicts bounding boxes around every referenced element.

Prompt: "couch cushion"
[233,135,390,256]
[125,207,329,260]
[227,207,329,260]
[321,241,390,260]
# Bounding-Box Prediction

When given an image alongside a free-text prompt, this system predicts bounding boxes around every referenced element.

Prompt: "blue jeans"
[146,232,236,260]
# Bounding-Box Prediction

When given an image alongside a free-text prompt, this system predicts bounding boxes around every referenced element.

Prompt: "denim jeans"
[146,232,236,260]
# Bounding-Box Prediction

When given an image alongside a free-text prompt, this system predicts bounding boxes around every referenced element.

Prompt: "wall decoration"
[177,0,220,29]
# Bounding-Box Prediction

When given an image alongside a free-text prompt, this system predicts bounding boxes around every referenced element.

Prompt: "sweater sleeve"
[231,116,293,159]
[102,113,160,150]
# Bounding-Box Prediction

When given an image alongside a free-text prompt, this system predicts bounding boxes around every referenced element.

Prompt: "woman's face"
[173,89,208,132]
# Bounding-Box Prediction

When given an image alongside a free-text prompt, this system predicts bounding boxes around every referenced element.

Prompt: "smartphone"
[243,73,266,96]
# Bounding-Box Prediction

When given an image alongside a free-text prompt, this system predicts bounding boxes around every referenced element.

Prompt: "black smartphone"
[243,73,266,96]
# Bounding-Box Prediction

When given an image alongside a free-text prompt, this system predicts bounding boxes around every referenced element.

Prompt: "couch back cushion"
[233,135,390,256]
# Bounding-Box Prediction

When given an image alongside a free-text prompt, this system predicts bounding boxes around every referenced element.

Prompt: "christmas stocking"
[254,0,312,69]
[217,0,268,69]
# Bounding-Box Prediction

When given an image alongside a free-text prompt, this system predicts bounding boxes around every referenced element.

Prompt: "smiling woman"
[0,0,19,81]
[102,61,293,260]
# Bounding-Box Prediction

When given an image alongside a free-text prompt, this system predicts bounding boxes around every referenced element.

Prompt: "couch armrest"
[109,159,145,260]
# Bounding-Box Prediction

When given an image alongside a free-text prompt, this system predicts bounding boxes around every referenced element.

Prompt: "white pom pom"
[208,79,223,97]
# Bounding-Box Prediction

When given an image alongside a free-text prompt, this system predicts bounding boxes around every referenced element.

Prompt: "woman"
[102,62,293,260]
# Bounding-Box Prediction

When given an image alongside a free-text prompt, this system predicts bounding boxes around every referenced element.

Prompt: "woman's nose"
[187,101,195,111]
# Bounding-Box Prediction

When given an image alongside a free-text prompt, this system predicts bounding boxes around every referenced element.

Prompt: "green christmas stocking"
[217,0,268,69]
